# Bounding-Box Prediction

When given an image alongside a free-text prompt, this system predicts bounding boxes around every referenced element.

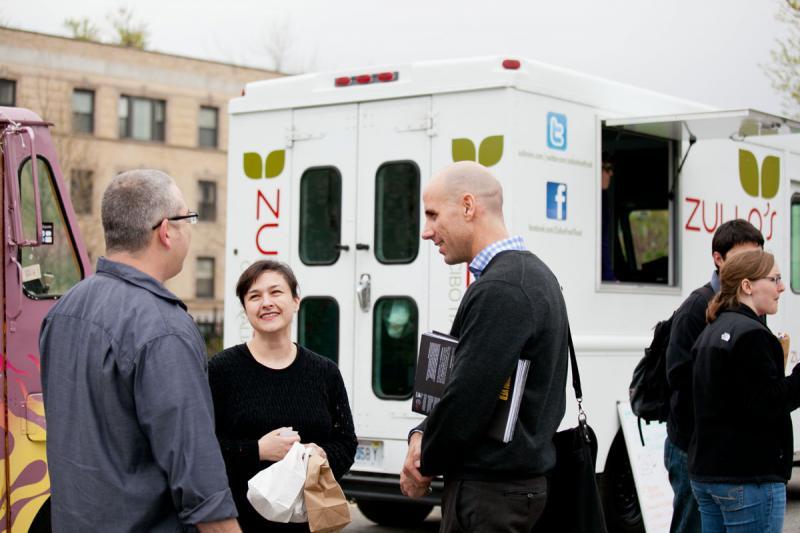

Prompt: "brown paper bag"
[303,454,351,533]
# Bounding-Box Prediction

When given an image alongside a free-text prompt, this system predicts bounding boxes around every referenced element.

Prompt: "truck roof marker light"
[334,72,399,87]
[241,86,246,96]
[502,59,521,70]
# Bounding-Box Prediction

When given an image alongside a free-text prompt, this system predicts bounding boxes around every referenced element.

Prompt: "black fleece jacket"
[417,250,568,480]
[689,306,800,483]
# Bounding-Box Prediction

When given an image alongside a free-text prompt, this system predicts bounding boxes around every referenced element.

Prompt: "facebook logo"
[547,112,567,150]
[546,182,567,220]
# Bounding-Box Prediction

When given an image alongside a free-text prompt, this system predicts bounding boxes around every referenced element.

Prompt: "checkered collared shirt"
[468,235,526,279]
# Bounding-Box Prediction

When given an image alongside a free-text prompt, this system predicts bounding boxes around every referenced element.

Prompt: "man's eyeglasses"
[151,211,199,230]
[761,275,783,286]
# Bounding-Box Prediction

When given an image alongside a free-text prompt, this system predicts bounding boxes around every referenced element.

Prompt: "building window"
[0,79,15,106]
[70,169,93,215]
[72,89,94,134]
[198,180,217,222]
[118,95,166,142]
[196,257,215,298]
[198,106,218,148]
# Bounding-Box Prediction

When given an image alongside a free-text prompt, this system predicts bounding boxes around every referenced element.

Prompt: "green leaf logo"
[738,149,780,199]
[478,135,504,167]
[452,138,476,163]
[738,149,759,197]
[761,155,779,199]
[265,150,285,178]
[243,152,263,179]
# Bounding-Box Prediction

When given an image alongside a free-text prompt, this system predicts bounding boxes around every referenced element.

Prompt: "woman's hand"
[304,442,327,460]
[258,427,301,461]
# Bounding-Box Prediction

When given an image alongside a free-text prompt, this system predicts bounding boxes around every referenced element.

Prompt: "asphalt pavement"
[347,467,800,531]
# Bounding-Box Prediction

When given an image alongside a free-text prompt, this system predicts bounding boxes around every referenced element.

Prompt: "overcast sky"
[3,0,794,116]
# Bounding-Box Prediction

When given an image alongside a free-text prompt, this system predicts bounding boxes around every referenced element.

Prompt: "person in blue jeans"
[664,220,763,533]
[689,249,799,532]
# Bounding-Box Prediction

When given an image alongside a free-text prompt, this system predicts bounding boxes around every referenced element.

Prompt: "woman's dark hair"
[706,249,774,323]
[236,260,299,305]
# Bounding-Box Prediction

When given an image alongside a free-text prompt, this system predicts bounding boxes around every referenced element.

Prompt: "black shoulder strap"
[567,326,582,401]
[566,326,591,442]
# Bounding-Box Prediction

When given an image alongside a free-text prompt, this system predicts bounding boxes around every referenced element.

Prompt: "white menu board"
[617,401,673,533]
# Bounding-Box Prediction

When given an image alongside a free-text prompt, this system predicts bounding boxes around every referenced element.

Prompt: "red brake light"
[335,77,351,87]
[355,74,372,84]
[502,59,521,70]
[377,72,395,82]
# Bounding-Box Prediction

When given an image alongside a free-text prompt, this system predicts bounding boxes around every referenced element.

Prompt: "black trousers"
[440,476,547,533]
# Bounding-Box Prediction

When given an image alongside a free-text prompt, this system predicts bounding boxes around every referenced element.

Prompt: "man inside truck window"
[601,154,616,281]
[39,169,241,533]
[664,219,763,533]
[400,161,569,532]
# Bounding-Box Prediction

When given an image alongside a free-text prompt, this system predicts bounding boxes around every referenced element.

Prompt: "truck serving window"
[601,127,674,285]
[18,156,83,298]
[373,297,418,399]
[298,297,340,364]
[299,167,342,265]
[792,193,800,293]
[375,161,420,264]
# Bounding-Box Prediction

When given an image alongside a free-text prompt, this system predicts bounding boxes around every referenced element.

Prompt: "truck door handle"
[334,243,350,251]
[355,243,370,251]
[356,273,371,312]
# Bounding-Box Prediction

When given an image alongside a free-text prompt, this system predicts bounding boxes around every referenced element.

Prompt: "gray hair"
[101,169,183,253]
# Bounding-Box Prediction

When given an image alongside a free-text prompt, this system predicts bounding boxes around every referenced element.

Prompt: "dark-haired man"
[665,219,764,533]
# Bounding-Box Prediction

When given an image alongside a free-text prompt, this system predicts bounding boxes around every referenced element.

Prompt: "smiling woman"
[208,260,357,532]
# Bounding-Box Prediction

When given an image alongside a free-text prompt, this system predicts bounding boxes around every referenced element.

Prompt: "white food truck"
[224,56,800,530]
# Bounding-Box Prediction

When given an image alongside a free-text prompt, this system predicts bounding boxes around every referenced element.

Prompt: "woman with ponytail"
[689,249,799,532]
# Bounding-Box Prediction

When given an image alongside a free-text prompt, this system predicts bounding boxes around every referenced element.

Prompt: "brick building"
[0,27,278,349]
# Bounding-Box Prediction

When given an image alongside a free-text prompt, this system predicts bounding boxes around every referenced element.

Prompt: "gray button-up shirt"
[40,257,237,532]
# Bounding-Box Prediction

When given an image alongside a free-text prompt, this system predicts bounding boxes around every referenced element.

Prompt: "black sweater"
[208,344,357,532]
[689,306,800,483]
[419,250,568,480]
[666,283,714,451]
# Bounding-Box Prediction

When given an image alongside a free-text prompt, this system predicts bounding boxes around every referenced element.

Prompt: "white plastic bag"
[247,441,309,523]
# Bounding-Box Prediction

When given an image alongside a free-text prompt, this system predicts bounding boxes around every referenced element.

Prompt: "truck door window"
[602,128,674,285]
[299,167,342,265]
[373,297,418,399]
[298,297,339,363]
[375,161,420,264]
[791,193,800,293]
[18,156,83,298]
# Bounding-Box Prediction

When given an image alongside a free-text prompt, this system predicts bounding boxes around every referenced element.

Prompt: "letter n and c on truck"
[224,56,800,529]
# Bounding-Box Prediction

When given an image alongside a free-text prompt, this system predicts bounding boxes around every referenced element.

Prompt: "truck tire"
[356,499,433,527]
[602,430,645,533]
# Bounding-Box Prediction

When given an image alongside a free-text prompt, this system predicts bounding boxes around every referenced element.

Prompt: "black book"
[412,331,457,416]
[412,331,530,443]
